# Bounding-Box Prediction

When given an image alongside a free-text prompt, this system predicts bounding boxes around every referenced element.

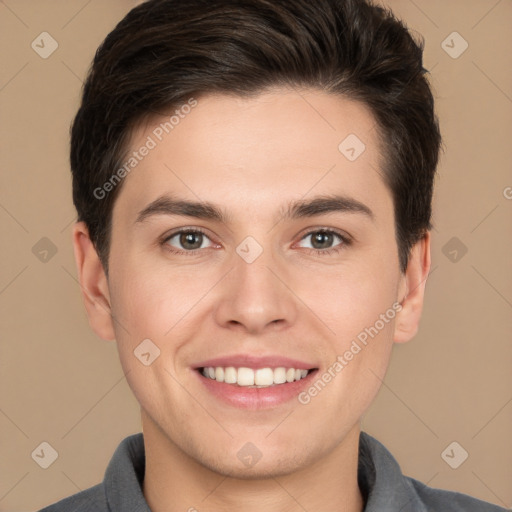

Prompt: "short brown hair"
[70,0,442,275]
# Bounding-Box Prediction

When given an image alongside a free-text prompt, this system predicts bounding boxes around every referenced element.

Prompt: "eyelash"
[160,228,352,257]
[302,230,351,256]
[160,228,213,257]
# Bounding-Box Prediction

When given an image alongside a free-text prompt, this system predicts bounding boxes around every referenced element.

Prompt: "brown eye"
[165,230,212,252]
[310,231,334,249]
[298,230,344,251]
[180,232,203,250]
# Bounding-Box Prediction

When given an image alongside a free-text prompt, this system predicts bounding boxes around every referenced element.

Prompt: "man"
[40,0,508,510]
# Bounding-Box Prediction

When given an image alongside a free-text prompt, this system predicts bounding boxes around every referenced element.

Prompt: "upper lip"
[193,354,318,370]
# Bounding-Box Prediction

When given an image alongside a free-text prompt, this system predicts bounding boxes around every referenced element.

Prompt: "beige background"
[1,0,511,510]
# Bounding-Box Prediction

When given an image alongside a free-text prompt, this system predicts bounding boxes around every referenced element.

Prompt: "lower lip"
[194,369,318,410]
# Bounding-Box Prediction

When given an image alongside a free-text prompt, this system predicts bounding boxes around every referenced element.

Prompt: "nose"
[213,247,298,335]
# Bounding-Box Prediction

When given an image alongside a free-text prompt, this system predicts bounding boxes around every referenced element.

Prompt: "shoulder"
[405,475,509,511]
[359,432,509,512]
[37,483,108,512]
[37,432,146,511]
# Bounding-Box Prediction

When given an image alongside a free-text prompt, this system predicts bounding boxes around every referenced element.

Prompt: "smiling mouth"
[198,366,317,388]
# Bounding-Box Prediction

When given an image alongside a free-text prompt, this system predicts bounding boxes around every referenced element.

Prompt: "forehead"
[112,88,391,225]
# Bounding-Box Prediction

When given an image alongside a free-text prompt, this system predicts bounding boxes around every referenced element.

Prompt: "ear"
[72,221,116,341]
[393,231,431,344]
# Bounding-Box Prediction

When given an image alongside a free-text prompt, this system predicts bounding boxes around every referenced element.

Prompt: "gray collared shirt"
[39,431,509,511]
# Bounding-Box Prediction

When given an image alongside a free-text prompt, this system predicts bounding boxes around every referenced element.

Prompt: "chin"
[197,451,310,480]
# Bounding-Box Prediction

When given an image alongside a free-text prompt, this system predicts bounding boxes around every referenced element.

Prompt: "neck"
[141,410,365,512]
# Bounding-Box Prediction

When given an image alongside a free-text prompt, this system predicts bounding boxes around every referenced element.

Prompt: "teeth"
[255,368,273,385]
[237,367,254,386]
[201,366,311,387]
[224,366,237,384]
[273,367,286,384]
[215,367,224,382]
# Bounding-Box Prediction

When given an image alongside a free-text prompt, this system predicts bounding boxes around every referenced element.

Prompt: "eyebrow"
[136,195,228,224]
[282,195,374,221]
[135,193,374,224]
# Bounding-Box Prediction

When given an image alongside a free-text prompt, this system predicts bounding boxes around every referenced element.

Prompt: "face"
[76,88,428,478]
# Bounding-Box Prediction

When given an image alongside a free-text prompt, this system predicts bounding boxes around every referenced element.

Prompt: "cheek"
[330,261,399,413]
[297,252,399,406]
[107,267,196,418]
[109,258,206,337]
[107,260,223,390]
[296,254,400,340]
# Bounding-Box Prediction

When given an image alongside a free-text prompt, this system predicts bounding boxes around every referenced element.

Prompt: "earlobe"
[72,221,116,341]
[393,232,431,344]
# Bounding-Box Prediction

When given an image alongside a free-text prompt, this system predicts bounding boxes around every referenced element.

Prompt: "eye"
[296,229,350,254]
[163,229,215,253]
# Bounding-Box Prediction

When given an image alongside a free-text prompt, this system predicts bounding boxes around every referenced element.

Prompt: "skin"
[73,88,430,512]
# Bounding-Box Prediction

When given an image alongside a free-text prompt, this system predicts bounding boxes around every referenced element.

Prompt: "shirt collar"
[103,430,425,511]
[104,432,151,512]
[358,431,427,512]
